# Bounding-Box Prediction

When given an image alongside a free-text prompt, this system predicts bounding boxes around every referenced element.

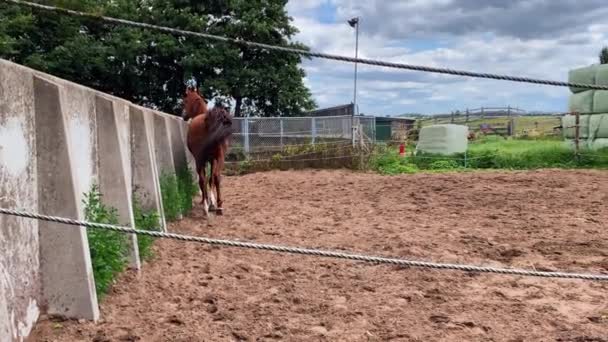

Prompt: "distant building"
[375,116,417,141]
[304,103,354,117]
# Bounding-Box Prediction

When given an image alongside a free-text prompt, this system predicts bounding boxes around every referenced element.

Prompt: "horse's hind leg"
[207,159,217,211]
[197,160,209,216]
[214,153,225,215]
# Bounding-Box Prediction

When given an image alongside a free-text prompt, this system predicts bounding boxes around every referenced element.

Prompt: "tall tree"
[600,46,608,65]
[0,0,316,116]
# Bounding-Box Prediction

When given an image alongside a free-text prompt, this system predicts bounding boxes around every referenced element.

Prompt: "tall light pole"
[348,17,359,115]
[348,16,359,147]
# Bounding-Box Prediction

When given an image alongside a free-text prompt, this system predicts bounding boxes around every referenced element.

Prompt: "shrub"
[160,167,199,221]
[428,159,461,170]
[132,196,161,262]
[83,184,128,299]
[176,166,198,216]
[370,149,418,175]
[159,172,180,221]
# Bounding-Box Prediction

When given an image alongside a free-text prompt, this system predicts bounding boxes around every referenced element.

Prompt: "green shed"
[374,116,417,141]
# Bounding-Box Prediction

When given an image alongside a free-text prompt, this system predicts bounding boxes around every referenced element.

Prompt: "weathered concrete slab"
[130,106,166,232]
[180,123,200,196]
[96,95,140,270]
[0,59,40,342]
[152,111,179,221]
[152,113,176,176]
[0,57,191,341]
[34,75,99,321]
[168,117,188,173]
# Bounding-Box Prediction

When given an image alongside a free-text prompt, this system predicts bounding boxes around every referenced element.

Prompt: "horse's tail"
[196,106,233,160]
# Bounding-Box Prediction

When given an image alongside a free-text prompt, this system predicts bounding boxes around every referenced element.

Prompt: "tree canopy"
[0,0,317,116]
[600,46,608,65]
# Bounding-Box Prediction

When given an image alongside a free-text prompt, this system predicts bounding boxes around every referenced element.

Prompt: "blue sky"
[286,1,608,116]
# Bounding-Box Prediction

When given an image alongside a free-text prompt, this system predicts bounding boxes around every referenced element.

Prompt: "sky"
[285,0,608,116]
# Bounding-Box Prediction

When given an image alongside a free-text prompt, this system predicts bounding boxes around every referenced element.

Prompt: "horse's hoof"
[216,208,224,216]
[208,203,216,212]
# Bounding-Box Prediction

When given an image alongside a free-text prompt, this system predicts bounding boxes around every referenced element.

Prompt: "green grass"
[371,138,608,175]
[159,172,181,221]
[83,184,128,299]
[419,115,561,136]
[159,166,198,221]
[176,166,198,215]
[132,196,161,262]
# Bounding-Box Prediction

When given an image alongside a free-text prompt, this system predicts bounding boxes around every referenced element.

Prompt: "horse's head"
[182,81,207,121]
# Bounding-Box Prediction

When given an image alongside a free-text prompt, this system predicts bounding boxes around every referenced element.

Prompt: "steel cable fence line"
[1,207,608,281]
[228,140,352,152]
[5,0,608,91]
[225,154,360,165]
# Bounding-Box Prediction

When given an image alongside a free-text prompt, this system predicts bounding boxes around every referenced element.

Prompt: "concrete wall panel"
[152,113,176,177]
[130,106,166,232]
[0,58,191,341]
[0,59,39,342]
[96,96,140,270]
[168,117,188,173]
[34,76,99,322]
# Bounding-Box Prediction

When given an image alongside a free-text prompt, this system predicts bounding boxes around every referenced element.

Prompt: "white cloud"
[286,0,608,115]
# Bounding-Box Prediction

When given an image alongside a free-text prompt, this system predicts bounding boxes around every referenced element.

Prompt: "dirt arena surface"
[32,169,608,341]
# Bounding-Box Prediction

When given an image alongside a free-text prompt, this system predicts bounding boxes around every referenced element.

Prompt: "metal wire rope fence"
[2,207,608,282]
[4,0,608,91]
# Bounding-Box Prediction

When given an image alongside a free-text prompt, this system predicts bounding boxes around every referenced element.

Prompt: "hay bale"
[568,90,594,114]
[593,90,608,113]
[568,64,597,93]
[562,114,590,139]
[565,138,608,151]
[562,113,608,139]
[416,124,468,155]
[595,64,608,87]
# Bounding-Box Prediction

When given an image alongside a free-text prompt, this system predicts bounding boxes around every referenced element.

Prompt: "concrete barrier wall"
[0,58,191,341]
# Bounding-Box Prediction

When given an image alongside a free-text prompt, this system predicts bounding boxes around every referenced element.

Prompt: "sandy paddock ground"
[32,169,608,341]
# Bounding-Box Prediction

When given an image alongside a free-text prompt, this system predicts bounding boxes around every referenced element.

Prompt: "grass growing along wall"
[159,166,198,221]
[83,184,128,299]
[132,195,161,262]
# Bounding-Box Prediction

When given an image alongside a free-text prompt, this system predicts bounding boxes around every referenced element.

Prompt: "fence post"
[242,118,250,153]
[280,118,284,149]
[509,117,516,137]
[575,111,580,163]
[311,117,317,145]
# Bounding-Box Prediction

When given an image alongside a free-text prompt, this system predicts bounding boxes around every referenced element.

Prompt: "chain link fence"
[229,115,376,154]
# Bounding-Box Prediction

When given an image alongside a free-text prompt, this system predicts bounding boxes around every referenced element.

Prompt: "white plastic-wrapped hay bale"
[593,90,608,113]
[568,90,595,113]
[568,64,597,93]
[562,113,608,139]
[416,124,468,155]
[595,64,608,87]
[565,138,608,150]
[562,114,591,138]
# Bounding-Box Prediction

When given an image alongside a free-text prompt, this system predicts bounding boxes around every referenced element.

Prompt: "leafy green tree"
[0,0,316,116]
[600,46,608,65]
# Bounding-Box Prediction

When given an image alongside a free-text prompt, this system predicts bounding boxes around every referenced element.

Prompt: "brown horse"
[182,84,232,216]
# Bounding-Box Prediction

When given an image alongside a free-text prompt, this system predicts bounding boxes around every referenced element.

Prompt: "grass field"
[371,136,608,175]
[418,115,561,136]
